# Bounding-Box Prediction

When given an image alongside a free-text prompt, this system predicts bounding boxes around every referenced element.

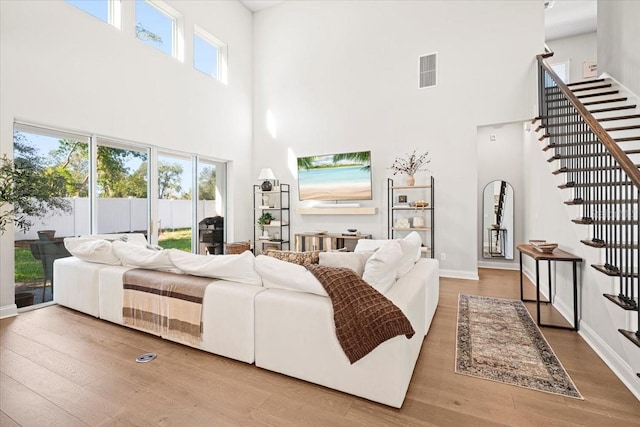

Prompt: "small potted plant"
[257,212,275,232]
[389,150,431,186]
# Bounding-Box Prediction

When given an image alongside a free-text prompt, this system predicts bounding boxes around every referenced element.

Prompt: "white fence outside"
[15,197,219,240]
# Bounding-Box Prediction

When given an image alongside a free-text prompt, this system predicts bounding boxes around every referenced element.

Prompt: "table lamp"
[258,168,276,191]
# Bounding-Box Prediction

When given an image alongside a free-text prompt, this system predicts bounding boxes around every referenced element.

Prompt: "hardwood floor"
[1,268,638,426]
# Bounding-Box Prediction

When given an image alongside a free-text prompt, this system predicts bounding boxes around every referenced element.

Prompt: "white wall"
[598,0,640,96]
[0,0,253,315]
[477,122,524,269]
[546,32,597,84]
[252,0,543,279]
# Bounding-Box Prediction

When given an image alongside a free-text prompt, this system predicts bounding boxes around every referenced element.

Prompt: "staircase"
[532,53,640,359]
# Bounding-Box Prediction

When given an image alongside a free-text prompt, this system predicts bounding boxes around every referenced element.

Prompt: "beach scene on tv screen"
[298,151,372,201]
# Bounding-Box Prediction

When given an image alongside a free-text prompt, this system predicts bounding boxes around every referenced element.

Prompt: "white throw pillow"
[396,232,422,278]
[362,240,403,294]
[64,238,121,265]
[112,240,182,273]
[318,251,374,277]
[80,233,148,245]
[255,255,327,296]
[169,250,262,286]
[354,239,388,253]
[355,233,422,279]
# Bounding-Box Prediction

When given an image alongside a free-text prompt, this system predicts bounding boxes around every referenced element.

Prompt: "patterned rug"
[456,294,582,399]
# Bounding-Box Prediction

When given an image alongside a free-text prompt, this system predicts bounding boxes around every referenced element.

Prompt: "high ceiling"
[545,0,597,41]
[239,0,599,42]
[239,0,284,12]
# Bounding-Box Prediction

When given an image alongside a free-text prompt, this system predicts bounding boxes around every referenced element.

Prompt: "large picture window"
[11,122,227,310]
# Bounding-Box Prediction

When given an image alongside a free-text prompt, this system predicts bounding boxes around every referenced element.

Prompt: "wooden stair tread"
[580,239,638,249]
[553,164,640,174]
[543,114,640,127]
[590,104,637,114]
[547,150,640,162]
[537,104,637,120]
[619,329,640,348]
[567,199,638,206]
[569,83,613,92]
[566,78,607,87]
[543,125,640,137]
[583,97,628,106]
[573,218,634,225]
[547,89,619,100]
[592,264,638,278]
[603,295,640,312]
[561,182,633,189]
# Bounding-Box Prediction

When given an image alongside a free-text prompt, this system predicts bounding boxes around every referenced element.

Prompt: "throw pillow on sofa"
[255,255,327,296]
[263,249,320,266]
[318,251,374,277]
[362,240,403,294]
[168,250,262,286]
[64,237,121,265]
[112,240,182,273]
[354,231,422,278]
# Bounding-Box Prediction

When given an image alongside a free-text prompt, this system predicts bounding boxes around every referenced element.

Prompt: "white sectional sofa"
[53,233,439,408]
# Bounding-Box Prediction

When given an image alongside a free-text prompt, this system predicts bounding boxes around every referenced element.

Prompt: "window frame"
[135,0,184,61]
[193,25,227,83]
[65,0,121,29]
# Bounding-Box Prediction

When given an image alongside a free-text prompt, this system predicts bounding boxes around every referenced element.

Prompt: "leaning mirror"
[482,180,514,259]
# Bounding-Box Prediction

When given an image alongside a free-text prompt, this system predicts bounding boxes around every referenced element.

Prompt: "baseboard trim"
[0,304,18,319]
[477,261,519,271]
[440,269,479,281]
[579,321,640,401]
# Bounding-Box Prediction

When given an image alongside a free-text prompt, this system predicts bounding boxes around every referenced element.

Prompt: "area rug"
[455,294,582,399]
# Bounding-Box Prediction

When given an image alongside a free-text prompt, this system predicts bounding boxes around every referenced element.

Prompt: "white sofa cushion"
[396,232,422,277]
[168,250,262,286]
[355,232,422,279]
[111,240,182,273]
[362,240,403,294]
[318,251,374,277]
[64,238,121,265]
[255,255,327,296]
[81,233,148,245]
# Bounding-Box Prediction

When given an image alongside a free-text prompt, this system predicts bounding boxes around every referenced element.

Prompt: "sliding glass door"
[157,152,193,252]
[95,138,149,236]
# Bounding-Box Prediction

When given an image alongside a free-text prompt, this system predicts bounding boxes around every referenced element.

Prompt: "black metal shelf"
[253,184,290,254]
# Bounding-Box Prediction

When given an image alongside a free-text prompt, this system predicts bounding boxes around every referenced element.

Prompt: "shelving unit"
[253,184,290,255]
[387,177,434,258]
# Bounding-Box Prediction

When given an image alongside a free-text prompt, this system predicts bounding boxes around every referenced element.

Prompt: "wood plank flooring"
[1,268,639,426]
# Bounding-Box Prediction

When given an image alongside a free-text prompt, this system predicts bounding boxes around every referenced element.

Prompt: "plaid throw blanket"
[123,269,215,346]
[306,264,415,364]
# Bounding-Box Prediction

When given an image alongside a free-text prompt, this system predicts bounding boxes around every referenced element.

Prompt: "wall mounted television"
[297,150,372,201]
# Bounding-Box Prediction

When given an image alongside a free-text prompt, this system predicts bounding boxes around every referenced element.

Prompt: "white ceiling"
[239,0,598,42]
[239,0,284,12]
[545,0,598,41]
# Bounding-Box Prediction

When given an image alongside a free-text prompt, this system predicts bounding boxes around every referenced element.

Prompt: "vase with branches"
[389,150,431,186]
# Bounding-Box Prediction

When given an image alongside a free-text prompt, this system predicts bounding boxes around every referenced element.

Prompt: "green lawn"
[15,247,44,283]
[15,230,192,283]
[158,229,192,251]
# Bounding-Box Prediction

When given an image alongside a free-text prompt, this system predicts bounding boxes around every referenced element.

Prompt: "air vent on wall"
[419,53,437,88]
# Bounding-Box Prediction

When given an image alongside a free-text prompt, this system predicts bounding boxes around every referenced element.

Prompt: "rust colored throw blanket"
[306,264,415,364]
[123,269,215,346]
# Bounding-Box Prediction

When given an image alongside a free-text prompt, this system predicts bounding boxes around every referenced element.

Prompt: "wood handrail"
[536,54,640,190]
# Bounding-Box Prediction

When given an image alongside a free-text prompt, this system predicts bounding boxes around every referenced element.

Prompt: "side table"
[516,243,582,331]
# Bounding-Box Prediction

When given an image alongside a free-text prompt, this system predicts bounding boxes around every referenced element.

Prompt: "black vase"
[261,180,273,191]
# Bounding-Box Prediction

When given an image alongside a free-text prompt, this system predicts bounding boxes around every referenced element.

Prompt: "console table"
[295,232,372,252]
[516,243,582,331]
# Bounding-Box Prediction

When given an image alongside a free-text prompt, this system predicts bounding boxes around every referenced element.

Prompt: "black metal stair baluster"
[606,152,613,270]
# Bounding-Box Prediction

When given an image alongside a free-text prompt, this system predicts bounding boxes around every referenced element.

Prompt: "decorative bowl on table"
[529,240,558,253]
